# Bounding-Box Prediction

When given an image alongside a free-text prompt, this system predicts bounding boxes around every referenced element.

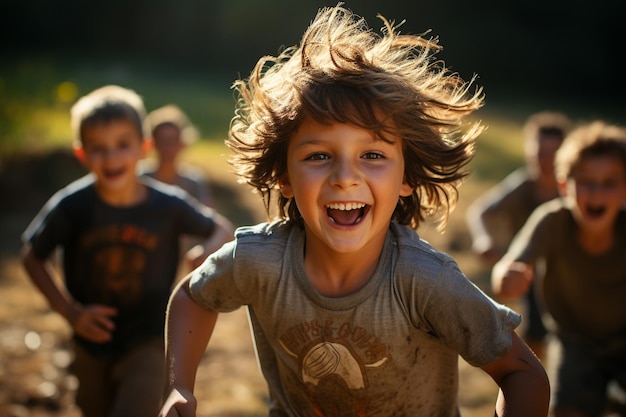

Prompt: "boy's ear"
[73,144,87,165]
[278,177,294,198]
[142,138,153,156]
[400,179,414,197]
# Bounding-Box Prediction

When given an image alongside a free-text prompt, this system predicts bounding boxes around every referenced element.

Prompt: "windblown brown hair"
[227,5,484,230]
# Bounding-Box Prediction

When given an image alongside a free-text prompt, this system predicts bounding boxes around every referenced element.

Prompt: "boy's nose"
[330,159,361,188]
[103,148,121,159]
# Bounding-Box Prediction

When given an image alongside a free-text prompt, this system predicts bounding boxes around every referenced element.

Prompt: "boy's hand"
[159,387,197,417]
[494,262,534,300]
[72,304,117,343]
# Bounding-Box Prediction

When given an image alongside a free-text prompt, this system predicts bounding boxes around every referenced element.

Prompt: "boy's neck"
[577,226,615,255]
[153,161,179,183]
[303,236,384,298]
[95,179,148,207]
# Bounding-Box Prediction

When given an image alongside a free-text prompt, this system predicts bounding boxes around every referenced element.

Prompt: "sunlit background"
[1,2,625,416]
[2,0,625,151]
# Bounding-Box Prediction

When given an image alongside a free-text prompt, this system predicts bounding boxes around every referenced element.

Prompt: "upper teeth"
[327,202,366,210]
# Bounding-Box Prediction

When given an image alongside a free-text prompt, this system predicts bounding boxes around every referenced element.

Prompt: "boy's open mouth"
[103,167,125,179]
[326,202,368,226]
[586,204,606,219]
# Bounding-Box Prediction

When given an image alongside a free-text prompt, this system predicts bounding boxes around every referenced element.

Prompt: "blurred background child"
[466,110,571,359]
[141,104,214,207]
[21,85,234,417]
[492,121,626,417]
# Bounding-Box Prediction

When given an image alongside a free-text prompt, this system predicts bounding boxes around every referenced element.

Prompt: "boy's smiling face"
[75,119,148,201]
[563,155,626,233]
[280,118,413,256]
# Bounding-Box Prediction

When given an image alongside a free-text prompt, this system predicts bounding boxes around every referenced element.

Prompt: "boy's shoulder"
[140,176,197,204]
[523,197,576,236]
[500,167,532,188]
[234,220,293,244]
[483,167,534,201]
[48,174,97,208]
[227,221,295,273]
[390,221,434,244]
[390,222,450,254]
[390,223,456,266]
[532,197,570,221]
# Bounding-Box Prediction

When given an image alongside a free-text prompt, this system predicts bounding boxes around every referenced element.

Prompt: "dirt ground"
[0,149,535,417]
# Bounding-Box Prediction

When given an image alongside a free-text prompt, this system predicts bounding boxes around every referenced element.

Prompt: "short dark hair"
[71,85,146,144]
[555,121,626,180]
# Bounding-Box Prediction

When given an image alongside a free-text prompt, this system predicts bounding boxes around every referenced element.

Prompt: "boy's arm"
[481,332,550,417]
[160,276,219,417]
[22,245,81,324]
[466,171,528,264]
[21,245,116,343]
[465,199,501,263]
[186,211,235,271]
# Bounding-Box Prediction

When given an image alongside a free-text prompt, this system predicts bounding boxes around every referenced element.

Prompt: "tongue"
[328,208,362,225]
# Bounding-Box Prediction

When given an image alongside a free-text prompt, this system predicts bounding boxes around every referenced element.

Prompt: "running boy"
[161,6,549,417]
[492,121,626,417]
[21,85,234,417]
[466,111,571,359]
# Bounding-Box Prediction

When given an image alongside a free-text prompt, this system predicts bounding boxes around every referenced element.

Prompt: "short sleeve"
[146,178,216,238]
[189,222,291,312]
[189,240,243,312]
[422,260,521,367]
[22,192,72,259]
[177,197,215,237]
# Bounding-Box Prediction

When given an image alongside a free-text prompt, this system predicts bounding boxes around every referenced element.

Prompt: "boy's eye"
[575,178,623,192]
[305,153,329,161]
[84,140,134,157]
[117,141,132,150]
[87,146,106,156]
[363,151,384,160]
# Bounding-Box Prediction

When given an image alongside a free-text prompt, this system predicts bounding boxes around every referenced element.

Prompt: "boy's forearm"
[164,278,219,393]
[493,367,550,417]
[22,247,81,325]
[483,333,550,417]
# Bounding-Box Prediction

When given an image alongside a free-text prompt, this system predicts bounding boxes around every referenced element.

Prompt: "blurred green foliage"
[0,57,235,153]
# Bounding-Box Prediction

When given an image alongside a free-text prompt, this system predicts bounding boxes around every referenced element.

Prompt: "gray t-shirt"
[190,221,520,416]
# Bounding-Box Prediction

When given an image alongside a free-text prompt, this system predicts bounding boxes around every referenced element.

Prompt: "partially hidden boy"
[21,85,234,417]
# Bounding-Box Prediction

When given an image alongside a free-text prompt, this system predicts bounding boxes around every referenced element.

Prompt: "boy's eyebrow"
[293,135,395,148]
[293,137,325,146]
